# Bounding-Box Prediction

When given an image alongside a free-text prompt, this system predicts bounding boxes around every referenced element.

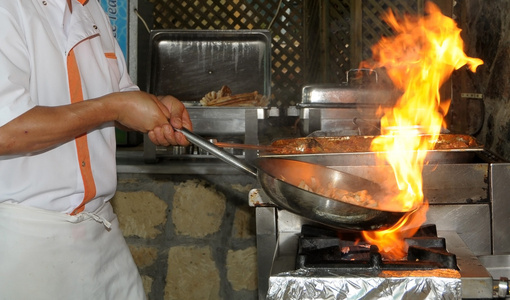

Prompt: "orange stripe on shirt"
[67,50,97,215]
[104,52,117,59]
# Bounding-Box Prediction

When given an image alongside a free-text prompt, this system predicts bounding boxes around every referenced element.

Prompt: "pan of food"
[214,134,481,154]
[265,134,481,154]
[214,134,483,165]
[176,127,414,231]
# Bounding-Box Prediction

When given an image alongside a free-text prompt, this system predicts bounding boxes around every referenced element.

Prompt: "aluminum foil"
[267,268,462,300]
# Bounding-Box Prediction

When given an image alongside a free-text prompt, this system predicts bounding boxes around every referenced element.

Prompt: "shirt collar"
[77,0,87,5]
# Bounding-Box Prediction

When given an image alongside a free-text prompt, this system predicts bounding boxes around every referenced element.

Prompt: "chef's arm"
[0,91,190,155]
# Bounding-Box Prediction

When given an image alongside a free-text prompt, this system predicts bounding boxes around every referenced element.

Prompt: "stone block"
[111,191,168,239]
[226,247,258,291]
[232,207,256,239]
[128,245,158,269]
[165,245,220,300]
[172,179,226,238]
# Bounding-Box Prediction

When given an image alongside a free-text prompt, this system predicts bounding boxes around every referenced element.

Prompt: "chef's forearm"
[0,90,178,155]
[0,98,114,155]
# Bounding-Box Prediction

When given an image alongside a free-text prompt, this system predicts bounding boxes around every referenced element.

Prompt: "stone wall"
[111,173,258,300]
[454,0,510,160]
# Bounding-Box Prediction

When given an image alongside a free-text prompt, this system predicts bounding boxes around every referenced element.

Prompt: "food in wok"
[298,178,378,209]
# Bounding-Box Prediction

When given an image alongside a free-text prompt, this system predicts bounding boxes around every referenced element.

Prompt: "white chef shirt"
[0,0,138,213]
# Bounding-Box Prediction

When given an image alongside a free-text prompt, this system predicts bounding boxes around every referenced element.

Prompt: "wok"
[176,127,411,231]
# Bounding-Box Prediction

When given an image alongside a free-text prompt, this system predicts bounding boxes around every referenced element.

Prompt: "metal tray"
[297,84,399,135]
[144,30,272,162]
[260,149,484,166]
[147,29,271,103]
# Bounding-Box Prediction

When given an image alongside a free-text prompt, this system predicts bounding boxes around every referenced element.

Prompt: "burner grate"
[296,224,458,272]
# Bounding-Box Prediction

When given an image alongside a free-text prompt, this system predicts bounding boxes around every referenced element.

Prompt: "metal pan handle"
[175,127,258,177]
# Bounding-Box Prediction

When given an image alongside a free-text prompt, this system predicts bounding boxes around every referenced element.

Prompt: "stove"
[250,149,510,299]
[269,224,463,299]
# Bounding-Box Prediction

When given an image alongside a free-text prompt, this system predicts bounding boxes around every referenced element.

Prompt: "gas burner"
[296,224,458,272]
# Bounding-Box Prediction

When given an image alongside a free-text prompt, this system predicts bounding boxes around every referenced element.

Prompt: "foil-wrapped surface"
[267,268,461,300]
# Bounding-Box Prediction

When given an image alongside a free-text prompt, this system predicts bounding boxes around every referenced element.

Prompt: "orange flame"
[359,2,483,259]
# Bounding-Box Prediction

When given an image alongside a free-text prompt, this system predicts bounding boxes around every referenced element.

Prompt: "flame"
[359,2,483,259]
[364,202,429,259]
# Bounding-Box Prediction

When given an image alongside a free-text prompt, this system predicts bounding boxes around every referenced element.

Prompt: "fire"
[359,2,483,259]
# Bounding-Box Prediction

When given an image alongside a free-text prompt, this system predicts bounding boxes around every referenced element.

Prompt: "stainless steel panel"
[440,231,493,299]
[491,163,510,254]
[421,164,488,204]
[255,206,277,300]
[428,204,491,255]
[478,255,510,279]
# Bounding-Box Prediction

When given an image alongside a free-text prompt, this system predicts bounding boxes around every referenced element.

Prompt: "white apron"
[0,202,146,300]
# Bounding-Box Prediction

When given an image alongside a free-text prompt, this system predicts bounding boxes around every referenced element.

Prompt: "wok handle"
[175,127,258,177]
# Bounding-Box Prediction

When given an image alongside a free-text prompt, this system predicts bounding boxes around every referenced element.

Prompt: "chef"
[0,0,191,299]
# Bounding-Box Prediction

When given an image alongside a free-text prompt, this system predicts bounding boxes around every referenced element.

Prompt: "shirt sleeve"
[113,38,139,93]
[0,6,36,127]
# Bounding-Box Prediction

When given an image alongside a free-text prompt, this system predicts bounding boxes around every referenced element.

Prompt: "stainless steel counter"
[116,150,246,175]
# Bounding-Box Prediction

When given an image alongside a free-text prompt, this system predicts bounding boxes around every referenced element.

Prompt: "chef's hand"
[148,95,192,147]
[113,91,170,131]
[112,91,191,146]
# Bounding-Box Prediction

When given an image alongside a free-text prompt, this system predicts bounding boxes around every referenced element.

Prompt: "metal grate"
[148,0,429,107]
[360,1,421,61]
